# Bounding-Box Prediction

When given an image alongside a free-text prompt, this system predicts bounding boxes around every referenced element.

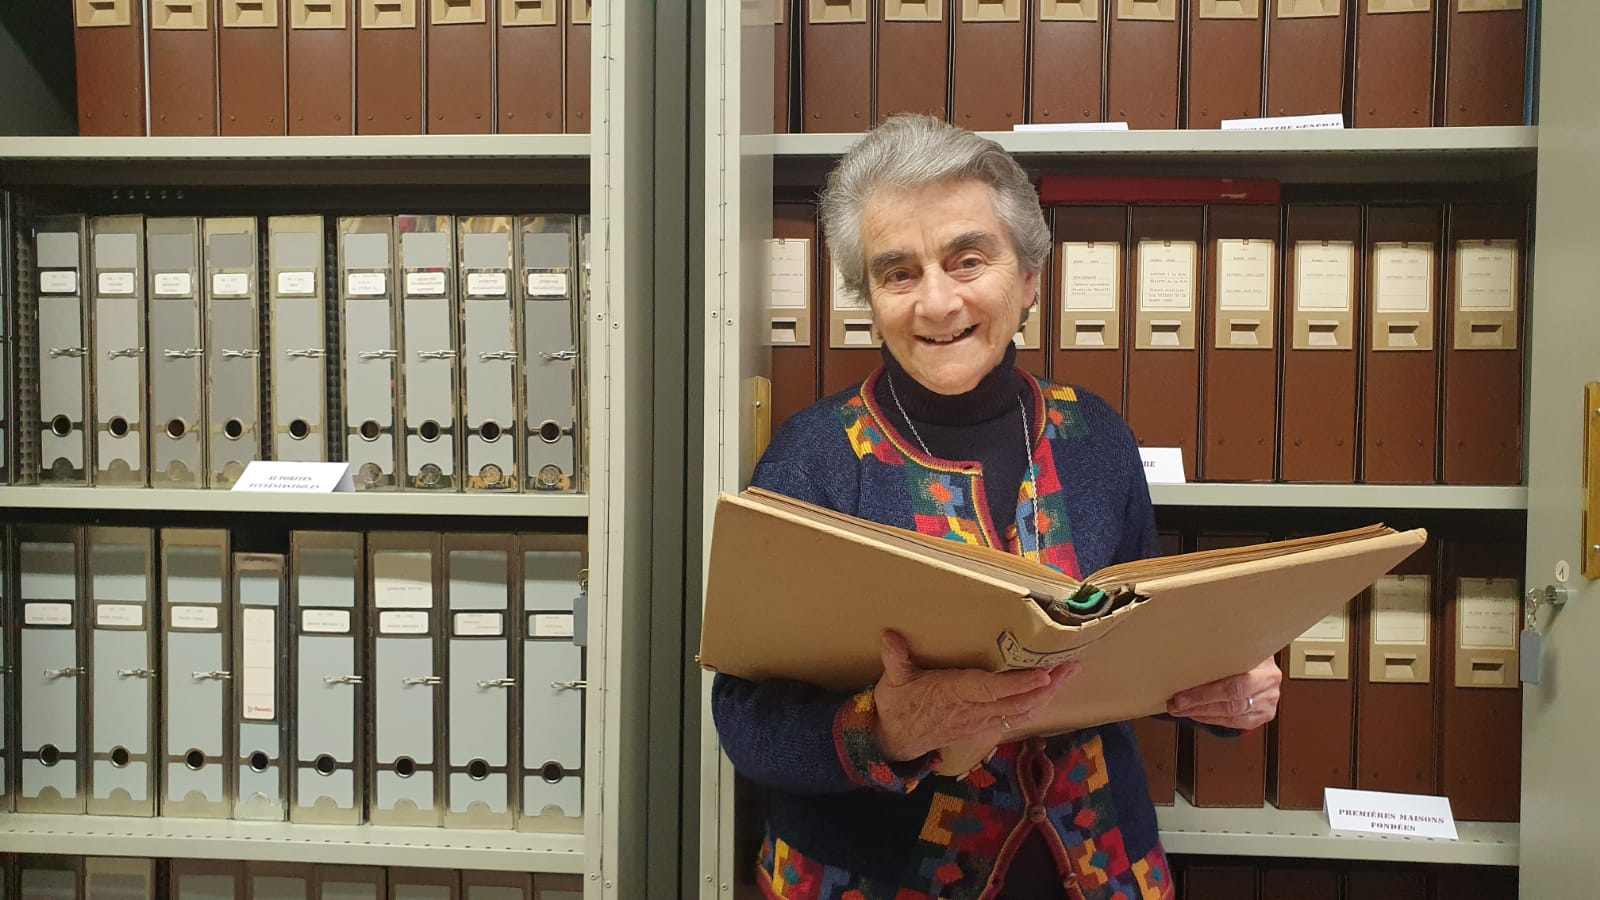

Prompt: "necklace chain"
[884,371,1042,561]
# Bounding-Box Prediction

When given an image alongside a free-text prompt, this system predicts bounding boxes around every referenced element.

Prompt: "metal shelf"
[1157,797,1519,866]
[0,135,591,161]
[1148,483,1528,510]
[0,814,585,873]
[0,487,588,518]
[766,126,1538,185]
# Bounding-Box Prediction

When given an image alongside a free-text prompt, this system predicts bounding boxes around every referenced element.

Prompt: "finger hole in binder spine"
[167,419,187,439]
[185,749,206,771]
[394,756,417,778]
[224,418,245,440]
[289,419,310,440]
[419,420,442,442]
[540,762,565,784]
[250,751,271,773]
[537,420,563,443]
[314,754,338,776]
[51,415,72,438]
[479,421,503,442]
[359,420,382,441]
[109,416,130,437]
[39,744,61,767]
[111,746,131,767]
[468,759,491,781]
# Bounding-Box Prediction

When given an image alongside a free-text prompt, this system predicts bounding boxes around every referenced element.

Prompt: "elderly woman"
[713,115,1283,900]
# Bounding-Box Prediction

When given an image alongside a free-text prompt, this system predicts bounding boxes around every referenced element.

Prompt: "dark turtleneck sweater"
[871,343,1031,536]
[872,343,1064,899]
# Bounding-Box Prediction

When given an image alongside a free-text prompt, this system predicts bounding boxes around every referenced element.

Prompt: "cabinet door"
[1521,3,1600,895]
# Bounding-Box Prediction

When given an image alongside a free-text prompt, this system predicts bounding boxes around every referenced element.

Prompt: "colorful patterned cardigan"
[711,368,1176,900]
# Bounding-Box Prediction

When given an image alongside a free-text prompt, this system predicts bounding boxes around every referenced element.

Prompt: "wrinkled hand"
[872,631,1079,762]
[1165,657,1282,730]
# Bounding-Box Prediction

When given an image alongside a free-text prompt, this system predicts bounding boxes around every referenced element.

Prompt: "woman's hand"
[1164,656,1283,730]
[872,631,1079,762]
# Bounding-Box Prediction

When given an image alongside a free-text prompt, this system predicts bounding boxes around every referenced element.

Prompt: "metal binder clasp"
[192,670,233,680]
[476,677,516,688]
[402,675,443,686]
[479,350,519,361]
[551,680,588,691]
[164,348,205,359]
[106,346,145,359]
[44,666,85,679]
[416,349,457,360]
[359,349,399,360]
[49,347,88,359]
[323,674,363,685]
[117,667,156,679]
[537,349,579,361]
[287,348,327,359]
[220,348,259,359]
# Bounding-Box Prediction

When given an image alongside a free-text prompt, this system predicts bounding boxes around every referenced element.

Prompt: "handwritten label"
[347,272,387,296]
[1062,243,1119,312]
[767,239,811,309]
[997,632,1079,669]
[232,461,354,494]
[1137,241,1197,313]
[1325,788,1458,840]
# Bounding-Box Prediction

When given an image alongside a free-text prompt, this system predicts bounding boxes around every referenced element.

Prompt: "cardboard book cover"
[699,488,1427,774]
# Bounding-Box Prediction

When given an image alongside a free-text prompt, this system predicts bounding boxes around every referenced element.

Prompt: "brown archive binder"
[1266,533,1356,810]
[951,0,1027,131]
[1259,865,1338,900]
[1200,205,1280,483]
[1129,530,1185,806]
[1345,867,1426,900]
[1441,0,1529,127]
[219,0,288,136]
[356,0,424,134]
[1441,203,1526,486]
[219,0,288,134]
[148,0,220,136]
[1264,0,1348,119]
[1107,0,1182,129]
[1177,531,1270,808]
[1028,0,1106,126]
[288,0,356,135]
[819,232,880,397]
[1280,204,1361,483]
[804,0,874,132]
[1354,541,1439,796]
[1438,538,1522,822]
[1181,863,1257,900]
[565,0,591,133]
[1049,206,1129,413]
[876,0,950,121]
[1360,205,1443,485]
[427,0,495,133]
[776,0,794,132]
[74,0,148,135]
[1429,866,1519,900]
[1124,206,1203,481]
[1352,0,1440,128]
[1187,0,1267,128]
[497,0,564,134]
[1014,276,1047,381]
[770,204,822,430]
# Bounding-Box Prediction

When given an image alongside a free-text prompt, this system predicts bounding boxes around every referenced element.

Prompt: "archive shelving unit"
[696,4,1600,898]
[0,4,671,898]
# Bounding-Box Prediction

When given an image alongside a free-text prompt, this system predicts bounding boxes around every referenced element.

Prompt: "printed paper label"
[96,604,145,628]
[532,613,576,639]
[98,272,137,296]
[211,273,250,297]
[347,272,388,296]
[454,612,505,637]
[40,271,78,295]
[767,239,811,309]
[1296,241,1356,312]
[1299,611,1348,643]
[24,603,73,627]
[1373,575,1430,646]
[1374,243,1433,314]
[527,272,570,298]
[154,272,193,297]
[170,605,220,630]
[277,271,317,296]
[241,607,277,721]
[379,610,430,635]
[1061,243,1119,313]
[373,552,434,609]
[1216,239,1274,312]
[406,271,447,296]
[1137,241,1197,313]
[301,609,352,634]
[468,272,509,296]
[1458,578,1519,651]
[1456,240,1518,312]
[1325,788,1459,840]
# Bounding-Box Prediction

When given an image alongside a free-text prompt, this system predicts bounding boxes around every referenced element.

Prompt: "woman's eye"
[959,256,981,269]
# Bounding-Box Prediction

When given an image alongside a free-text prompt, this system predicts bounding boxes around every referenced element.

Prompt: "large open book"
[699,488,1427,776]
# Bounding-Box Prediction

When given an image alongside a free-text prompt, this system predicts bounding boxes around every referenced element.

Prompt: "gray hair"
[817,114,1051,304]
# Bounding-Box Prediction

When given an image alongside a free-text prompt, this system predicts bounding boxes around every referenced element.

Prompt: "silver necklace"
[884,370,1043,560]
